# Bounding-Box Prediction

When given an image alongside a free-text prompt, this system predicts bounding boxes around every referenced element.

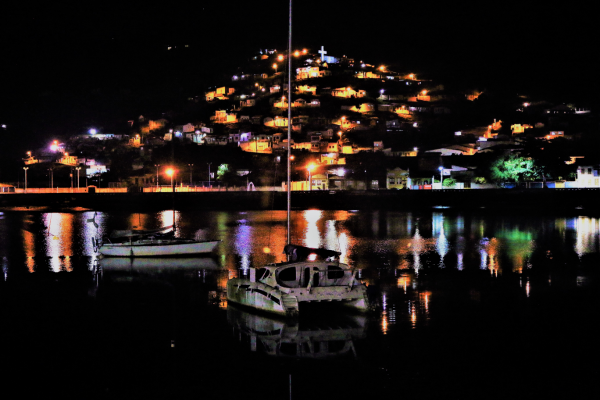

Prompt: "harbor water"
[1,209,598,398]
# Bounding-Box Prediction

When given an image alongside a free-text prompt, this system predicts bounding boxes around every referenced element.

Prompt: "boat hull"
[227,278,369,318]
[99,239,220,257]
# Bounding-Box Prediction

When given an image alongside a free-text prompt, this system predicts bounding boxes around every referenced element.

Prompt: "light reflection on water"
[1,210,599,331]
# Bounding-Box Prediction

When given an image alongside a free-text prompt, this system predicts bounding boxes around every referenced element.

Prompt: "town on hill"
[4,46,600,193]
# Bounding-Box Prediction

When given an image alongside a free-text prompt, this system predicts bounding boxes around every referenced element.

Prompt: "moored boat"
[226,245,369,317]
[96,231,220,257]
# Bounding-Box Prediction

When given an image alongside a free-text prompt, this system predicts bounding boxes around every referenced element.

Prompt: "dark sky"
[1,1,598,137]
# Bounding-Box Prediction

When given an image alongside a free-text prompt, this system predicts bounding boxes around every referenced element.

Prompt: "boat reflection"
[227,304,366,359]
[99,256,220,271]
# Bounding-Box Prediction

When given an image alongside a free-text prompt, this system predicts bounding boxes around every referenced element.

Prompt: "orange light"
[294,51,300,57]
[273,63,277,69]
[302,49,307,54]
[166,168,175,177]
[307,163,316,171]
[421,90,427,95]
[263,247,271,254]
[277,55,284,61]
[290,155,295,161]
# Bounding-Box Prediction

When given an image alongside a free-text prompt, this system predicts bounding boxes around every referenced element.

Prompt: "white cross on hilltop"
[318,46,327,60]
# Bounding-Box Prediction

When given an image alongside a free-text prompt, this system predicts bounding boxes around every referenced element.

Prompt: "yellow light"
[166,168,174,177]
[302,49,307,54]
[294,51,300,57]
[380,66,385,71]
[308,254,317,261]
[273,63,277,69]
[277,55,284,61]
[263,247,271,254]
[307,163,316,171]
[421,90,427,95]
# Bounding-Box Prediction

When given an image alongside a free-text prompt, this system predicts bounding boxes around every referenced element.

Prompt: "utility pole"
[23,167,28,192]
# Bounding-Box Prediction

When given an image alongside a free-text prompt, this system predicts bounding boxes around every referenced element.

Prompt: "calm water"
[1,209,599,398]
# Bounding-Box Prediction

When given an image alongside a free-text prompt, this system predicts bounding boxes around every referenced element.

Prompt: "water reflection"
[227,305,366,359]
[2,210,599,333]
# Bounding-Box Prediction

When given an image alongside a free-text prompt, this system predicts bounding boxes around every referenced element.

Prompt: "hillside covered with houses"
[12,46,600,191]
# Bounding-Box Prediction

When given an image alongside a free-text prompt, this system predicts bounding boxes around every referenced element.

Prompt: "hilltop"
[5,46,600,191]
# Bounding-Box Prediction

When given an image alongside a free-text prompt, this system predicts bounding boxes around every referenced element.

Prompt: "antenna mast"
[286,0,292,246]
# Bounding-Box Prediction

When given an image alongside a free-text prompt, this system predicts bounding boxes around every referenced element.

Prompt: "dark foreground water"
[1,209,599,399]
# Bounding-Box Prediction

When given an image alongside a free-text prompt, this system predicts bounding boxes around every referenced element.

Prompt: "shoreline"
[1,188,599,214]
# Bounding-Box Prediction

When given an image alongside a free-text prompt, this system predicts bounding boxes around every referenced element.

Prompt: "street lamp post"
[208,163,212,189]
[23,167,28,192]
[70,168,74,191]
[76,167,81,190]
[188,164,194,185]
[438,166,443,189]
[155,164,160,191]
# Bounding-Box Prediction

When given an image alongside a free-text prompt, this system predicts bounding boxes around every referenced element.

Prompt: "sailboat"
[226,2,369,317]
[96,228,220,257]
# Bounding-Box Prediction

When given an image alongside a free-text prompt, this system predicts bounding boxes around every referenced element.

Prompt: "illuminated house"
[270,85,281,93]
[395,105,411,115]
[57,153,79,166]
[211,110,238,124]
[128,134,142,147]
[296,66,330,80]
[239,138,272,154]
[576,166,600,187]
[206,87,235,101]
[386,168,409,189]
[543,131,565,140]
[356,71,381,79]
[240,99,257,108]
[296,85,317,94]
[511,124,532,134]
[264,116,288,127]
[331,87,366,98]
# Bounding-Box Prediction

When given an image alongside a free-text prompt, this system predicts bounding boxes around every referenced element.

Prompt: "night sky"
[1,1,598,161]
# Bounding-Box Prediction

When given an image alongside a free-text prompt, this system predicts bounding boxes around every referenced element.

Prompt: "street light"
[438,166,443,188]
[76,167,81,190]
[166,168,175,192]
[273,63,278,74]
[307,163,316,191]
[23,167,28,192]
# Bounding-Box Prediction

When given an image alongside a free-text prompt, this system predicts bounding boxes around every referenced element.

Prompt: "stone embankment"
[1,189,599,213]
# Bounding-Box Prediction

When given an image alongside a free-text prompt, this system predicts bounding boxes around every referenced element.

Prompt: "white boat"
[96,231,220,257]
[227,245,368,317]
[226,4,368,317]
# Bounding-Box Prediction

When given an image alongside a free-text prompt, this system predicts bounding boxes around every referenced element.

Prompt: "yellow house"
[211,110,238,124]
[332,87,366,98]
[297,85,317,94]
[387,168,409,189]
[264,116,288,127]
[57,153,79,166]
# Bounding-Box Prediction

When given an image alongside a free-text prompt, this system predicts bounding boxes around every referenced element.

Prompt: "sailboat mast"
[286,0,292,246]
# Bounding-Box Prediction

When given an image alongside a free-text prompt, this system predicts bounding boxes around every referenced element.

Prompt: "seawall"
[1,189,599,214]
